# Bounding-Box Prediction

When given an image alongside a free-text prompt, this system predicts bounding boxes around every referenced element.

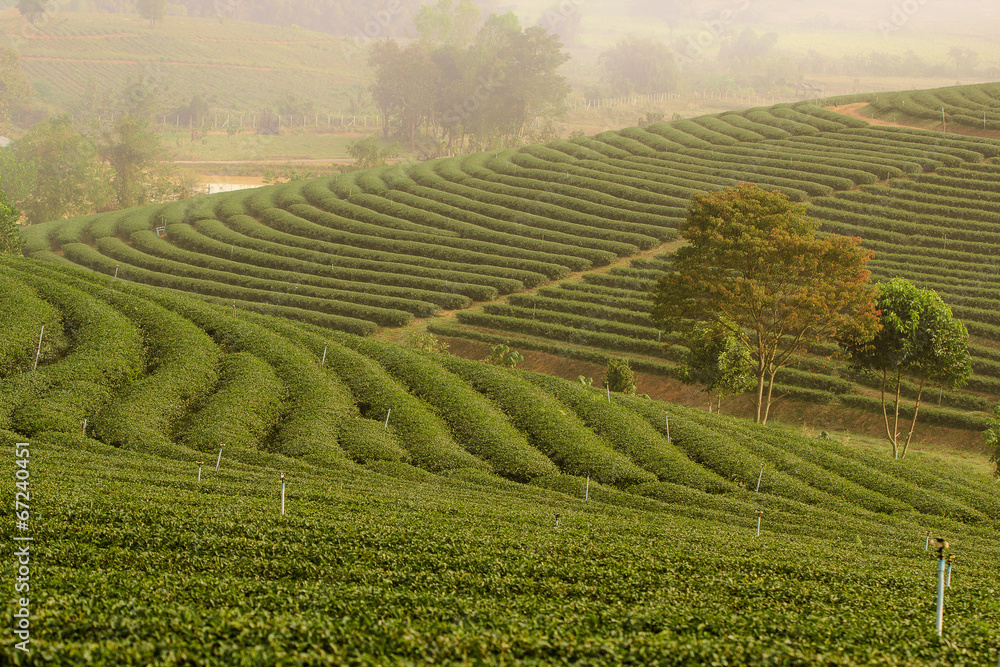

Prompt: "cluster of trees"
[0,79,180,225]
[653,184,971,459]
[369,4,569,154]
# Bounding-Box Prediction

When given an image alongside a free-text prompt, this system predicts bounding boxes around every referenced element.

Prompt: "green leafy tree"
[137,0,168,27]
[841,278,971,459]
[368,40,438,149]
[0,47,30,132]
[1,115,112,224]
[983,405,1000,477]
[17,0,46,24]
[413,0,480,48]
[599,36,677,96]
[679,323,756,413]
[652,183,879,425]
[344,135,399,171]
[463,13,570,146]
[605,358,636,395]
[0,186,20,255]
[99,115,173,209]
[484,343,523,369]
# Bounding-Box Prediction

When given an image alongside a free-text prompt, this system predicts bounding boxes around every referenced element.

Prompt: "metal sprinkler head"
[755,509,764,516]
[947,554,956,565]
[197,461,203,466]
[280,472,286,481]
[934,538,950,556]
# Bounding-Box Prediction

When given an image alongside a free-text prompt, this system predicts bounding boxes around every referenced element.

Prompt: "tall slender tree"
[841,278,971,459]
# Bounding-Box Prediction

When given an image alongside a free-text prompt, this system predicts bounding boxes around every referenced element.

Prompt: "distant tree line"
[370,4,569,154]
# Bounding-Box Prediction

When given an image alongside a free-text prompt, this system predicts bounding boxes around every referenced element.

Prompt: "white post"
[197,461,203,482]
[554,513,560,528]
[756,465,764,493]
[606,384,610,404]
[925,531,931,551]
[947,555,954,588]
[280,473,286,515]
[82,418,87,436]
[114,265,119,278]
[232,301,236,317]
[936,555,946,636]
[756,511,762,538]
[321,345,328,367]
[215,444,224,472]
[33,326,44,371]
[384,408,391,430]
[664,414,670,443]
[585,476,590,501]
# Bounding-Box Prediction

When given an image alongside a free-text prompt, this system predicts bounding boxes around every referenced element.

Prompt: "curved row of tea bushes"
[165,222,487,306]
[524,373,732,492]
[438,355,656,487]
[207,214,538,291]
[0,271,65,377]
[0,265,145,437]
[126,229,457,316]
[335,336,559,482]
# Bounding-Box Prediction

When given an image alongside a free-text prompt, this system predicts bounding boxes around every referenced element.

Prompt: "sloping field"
[23,83,1000,434]
[1,256,999,662]
[868,82,1000,132]
[0,10,366,112]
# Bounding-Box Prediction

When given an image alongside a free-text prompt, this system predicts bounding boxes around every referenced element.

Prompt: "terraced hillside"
[1,256,999,663]
[0,10,368,112]
[868,82,1000,132]
[23,83,1000,435]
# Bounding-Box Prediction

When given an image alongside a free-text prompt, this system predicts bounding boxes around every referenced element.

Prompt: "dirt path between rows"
[374,239,682,346]
[828,102,929,130]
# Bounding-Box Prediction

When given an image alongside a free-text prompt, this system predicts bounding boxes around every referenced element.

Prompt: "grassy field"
[1,256,998,663]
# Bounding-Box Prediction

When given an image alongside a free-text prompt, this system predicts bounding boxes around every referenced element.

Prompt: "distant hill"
[0,9,374,114]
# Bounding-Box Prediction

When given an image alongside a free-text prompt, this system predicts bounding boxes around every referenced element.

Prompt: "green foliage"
[843,278,972,459]
[652,183,879,425]
[604,357,635,395]
[983,404,1000,476]
[599,36,677,96]
[0,187,19,256]
[483,342,523,369]
[679,324,756,408]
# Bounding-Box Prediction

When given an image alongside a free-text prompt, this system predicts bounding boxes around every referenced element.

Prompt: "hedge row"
[257,207,572,279]
[437,354,657,487]
[60,241,393,333]
[405,161,677,238]
[0,270,65,378]
[130,228,464,316]
[523,372,732,492]
[166,222,491,305]
[208,214,538,291]
[0,263,145,437]
[454,311,679,360]
[288,201,595,272]
[483,302,659,339]
[335,336,559,481]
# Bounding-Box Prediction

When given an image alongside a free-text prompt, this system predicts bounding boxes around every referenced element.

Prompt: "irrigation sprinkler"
[585,476,590,501]
[280,473,286,516]
[934,538,950,636]
[383,408,392,430]
[606,383,610,404]
[756,465,764,493]
[947,554,955,588]
[755,510,763,538]
[33,326,44,371]
[925,531,931,551]
[197,461,204,482]
[232,301,237,317]
[114,265,119,279]
[664,414,670,443]
[215,444,224,472]
[321,345,328,367]
[82,418,87,437]
[554,513,561,528]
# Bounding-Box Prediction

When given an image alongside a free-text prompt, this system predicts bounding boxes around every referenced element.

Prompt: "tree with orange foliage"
[652,183,879,425]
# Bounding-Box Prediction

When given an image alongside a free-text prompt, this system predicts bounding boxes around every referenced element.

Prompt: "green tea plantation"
[2,257,998,664]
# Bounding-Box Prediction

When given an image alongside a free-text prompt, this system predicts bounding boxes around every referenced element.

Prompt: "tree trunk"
[900,376,926,460]
[892,370,903,459]
[879,369,897,458]
[754,367,766,424]
[761,367,779,426]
